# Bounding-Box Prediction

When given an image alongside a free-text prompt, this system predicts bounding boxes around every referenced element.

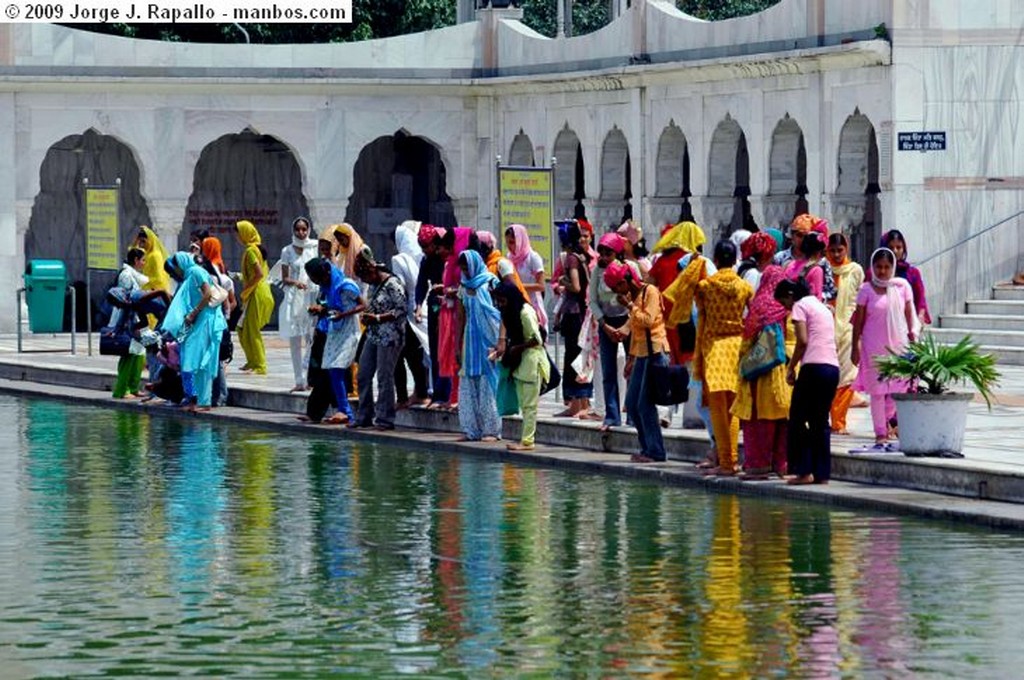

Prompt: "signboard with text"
[897,131,946,152]
[497,166,554,275]
[85,186,120,271]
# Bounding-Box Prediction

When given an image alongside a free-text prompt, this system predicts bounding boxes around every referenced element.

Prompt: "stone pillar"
[148,200,187,252]
[0,93,18,332]
[748,195,768,231]
[451,197,479,228]
[306,199,349,233]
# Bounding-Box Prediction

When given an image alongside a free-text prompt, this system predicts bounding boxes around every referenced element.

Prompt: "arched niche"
[654,121,692,222]
[553,124,586,220]
[835,110,882,263]
[184,127,310,270]
[707,115,751,234]
[346,130,454,261]
[765,114,808,228]
[27,128,152,327]
[508,130,536,167]
[599,127,632,222]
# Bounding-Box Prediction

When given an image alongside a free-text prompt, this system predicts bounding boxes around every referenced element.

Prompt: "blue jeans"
[598,314,629,426]
[624,353,667,461]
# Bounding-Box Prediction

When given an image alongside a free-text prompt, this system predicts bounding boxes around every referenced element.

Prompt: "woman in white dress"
[275,216,319,392]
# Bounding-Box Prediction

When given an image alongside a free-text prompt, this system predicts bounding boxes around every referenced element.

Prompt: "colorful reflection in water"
[0,396,1022,677]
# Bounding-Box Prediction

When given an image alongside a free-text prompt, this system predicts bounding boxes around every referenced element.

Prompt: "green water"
[0,396,1021,677]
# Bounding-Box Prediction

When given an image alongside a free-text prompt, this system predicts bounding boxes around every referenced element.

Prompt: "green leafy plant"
[874,333,1001,408]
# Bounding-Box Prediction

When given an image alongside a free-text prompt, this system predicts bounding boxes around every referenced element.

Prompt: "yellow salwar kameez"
[236,220,275,374]
[695,268,753,471]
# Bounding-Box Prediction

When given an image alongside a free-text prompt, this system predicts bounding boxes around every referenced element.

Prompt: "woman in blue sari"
[457,249,502,441]
[161,252,228,411]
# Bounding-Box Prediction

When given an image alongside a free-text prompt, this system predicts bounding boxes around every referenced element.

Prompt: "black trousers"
[787,363,840,481]
[305,329,337,423]
[395,322,429,402]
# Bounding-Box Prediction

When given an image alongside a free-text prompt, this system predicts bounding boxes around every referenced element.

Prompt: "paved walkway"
[4,331,1024,525]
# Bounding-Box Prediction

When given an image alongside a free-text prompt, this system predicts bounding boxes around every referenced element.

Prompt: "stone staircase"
[935,284,1024,365]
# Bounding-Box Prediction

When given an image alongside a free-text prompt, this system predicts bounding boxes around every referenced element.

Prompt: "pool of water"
[0,396,1021,677]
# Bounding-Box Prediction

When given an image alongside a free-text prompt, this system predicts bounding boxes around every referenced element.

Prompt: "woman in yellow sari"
[235,220,275,374]
[826,232,864,434]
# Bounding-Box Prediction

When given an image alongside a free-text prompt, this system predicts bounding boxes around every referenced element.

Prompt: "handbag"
[740,322,787,381]
[644,329,689,405]
[540,350,561,396]
[208,281,228,308]
[99,324,133,357]
[639,286,689,405]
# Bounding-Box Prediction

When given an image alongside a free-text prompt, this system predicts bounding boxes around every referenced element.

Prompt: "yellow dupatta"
[663,255,707,326]
[136,225,170,293]
[831,257,865,386]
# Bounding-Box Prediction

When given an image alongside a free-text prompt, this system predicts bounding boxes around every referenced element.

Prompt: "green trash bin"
[23,260,67,333]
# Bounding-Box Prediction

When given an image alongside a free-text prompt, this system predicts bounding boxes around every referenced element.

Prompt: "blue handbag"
[740,322,787,381]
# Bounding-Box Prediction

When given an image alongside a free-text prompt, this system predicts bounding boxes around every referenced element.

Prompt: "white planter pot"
[891,392,973,456]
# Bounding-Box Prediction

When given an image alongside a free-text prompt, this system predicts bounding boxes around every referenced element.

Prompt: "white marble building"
[0,0,1022,330]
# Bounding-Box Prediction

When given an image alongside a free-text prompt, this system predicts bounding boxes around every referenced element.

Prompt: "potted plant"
[874,333,1000,457]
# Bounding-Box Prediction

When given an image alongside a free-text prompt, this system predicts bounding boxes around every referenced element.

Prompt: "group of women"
[108,212,929,470]
[673,219,929,483]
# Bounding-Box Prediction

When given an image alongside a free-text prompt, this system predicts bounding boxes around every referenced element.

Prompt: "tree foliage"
[67,0,779,43]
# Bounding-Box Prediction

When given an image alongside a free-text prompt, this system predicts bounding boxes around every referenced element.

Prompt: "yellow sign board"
[497,167,554,275]
[86,187,120,271]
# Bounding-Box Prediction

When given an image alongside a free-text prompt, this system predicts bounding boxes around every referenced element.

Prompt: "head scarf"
[201,236,225,273]
[790,213,817,235]
[236,220,262,247]
[417,224,445,249]
[766,228,785,251]
[505,224,534,269]
[652,221,705,254]
[598,232,625,255]
[617,220,643,246]
[136,225,170,292]
[729,229,752,251]
[398,219,422,237]
[290,217,317,251]
[443,227,475,288]
[476,230,497,251]
[741,231,777,263]
[811,217,830,241]
[169,251,198,277]
[330,223,365,279]
[602,260,632,289]
[395,223,423,261]
[743,265,789,339]
[459,249,501,388]
[555,220,575,249]
[880,230,909,261]
[870,247,915,341]
[160,252,213,340]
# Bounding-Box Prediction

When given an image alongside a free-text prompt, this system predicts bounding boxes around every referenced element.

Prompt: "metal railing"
[917,209,1024,268]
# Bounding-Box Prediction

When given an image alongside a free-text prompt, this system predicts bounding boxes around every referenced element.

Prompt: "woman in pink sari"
[437,227,475,408]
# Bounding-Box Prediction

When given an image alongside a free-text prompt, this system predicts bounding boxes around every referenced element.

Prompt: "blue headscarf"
[161,252,211,339]
[459,250,500,388]
[317,260,361,334]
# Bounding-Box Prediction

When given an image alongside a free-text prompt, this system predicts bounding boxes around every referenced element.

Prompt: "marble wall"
[2,0,1023,332]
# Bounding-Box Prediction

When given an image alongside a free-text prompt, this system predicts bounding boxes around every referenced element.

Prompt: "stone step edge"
[0,359,1020,505]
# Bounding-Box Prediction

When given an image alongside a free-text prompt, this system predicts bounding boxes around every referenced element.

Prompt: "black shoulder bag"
[640,286,690,406]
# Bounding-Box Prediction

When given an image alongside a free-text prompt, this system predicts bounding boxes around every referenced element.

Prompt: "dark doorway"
[184,128,310,272]
[28,128,152,329]
[346,131,455,262]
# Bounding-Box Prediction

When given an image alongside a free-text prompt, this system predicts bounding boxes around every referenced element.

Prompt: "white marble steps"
[937,285,1024,365]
